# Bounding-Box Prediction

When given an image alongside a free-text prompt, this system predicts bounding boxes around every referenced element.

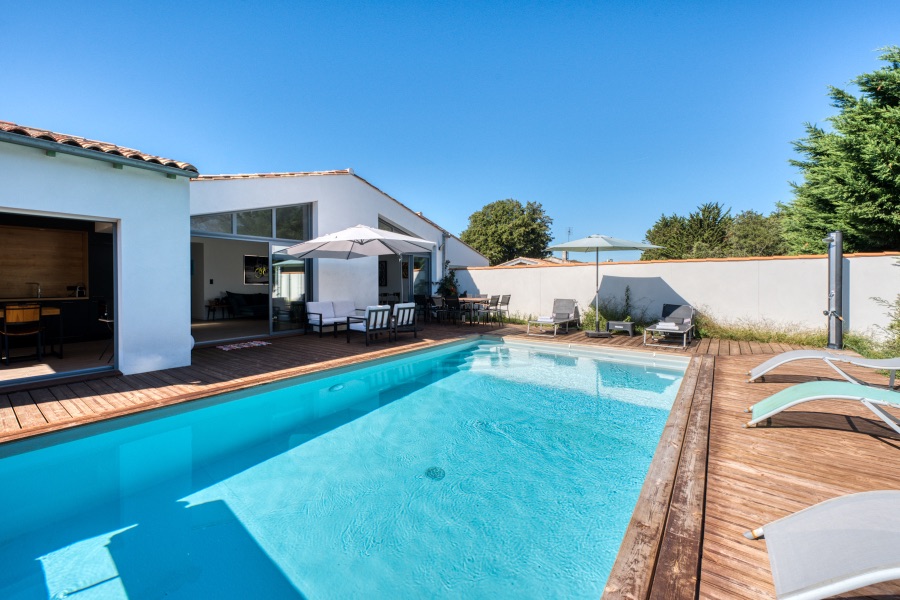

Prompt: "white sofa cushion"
[332,300,357,318]
[306,301,333,324]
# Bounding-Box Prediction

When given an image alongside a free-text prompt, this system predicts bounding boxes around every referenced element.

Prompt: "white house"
[189,170,487,340]
[0,121,487,386]
[0,120,197,380]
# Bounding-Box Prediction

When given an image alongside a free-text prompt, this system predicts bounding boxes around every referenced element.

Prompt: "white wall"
[190,173,487,308]
[456,254,900,338]
[445,236,488,269]
[0,142,193,374]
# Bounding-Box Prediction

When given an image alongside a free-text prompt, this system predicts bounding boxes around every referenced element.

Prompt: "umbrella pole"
[595,248,599,332]
[585,248,604,337]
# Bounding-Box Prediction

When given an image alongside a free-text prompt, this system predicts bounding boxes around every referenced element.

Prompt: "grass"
[508,291,900,362]
[694,311,900,360]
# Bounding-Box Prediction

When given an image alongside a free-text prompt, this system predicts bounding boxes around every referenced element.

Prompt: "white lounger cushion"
[747,490,900,600]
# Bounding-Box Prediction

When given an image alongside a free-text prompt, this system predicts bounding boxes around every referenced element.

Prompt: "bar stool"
[99,316,114,363]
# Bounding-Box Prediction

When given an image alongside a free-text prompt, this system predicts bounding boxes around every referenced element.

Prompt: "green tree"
[460,199,553,265]
[642,202,732,260]
[640,213,689,260]
[727,210,789,257]
[780,46,900,254]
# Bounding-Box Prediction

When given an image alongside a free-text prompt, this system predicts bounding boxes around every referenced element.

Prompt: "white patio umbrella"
[548,235,662,337]
[283,224,435,259]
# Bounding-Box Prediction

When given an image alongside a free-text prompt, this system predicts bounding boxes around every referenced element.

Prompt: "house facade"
[0,121,487,386]
[189,171,487,338]
[0,121,197,379]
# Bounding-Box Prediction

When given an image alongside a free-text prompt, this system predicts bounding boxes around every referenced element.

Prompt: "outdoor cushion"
[392,302,416,326]
[332,300,357,318]
[306,301,334,323]
[348,306,389,332]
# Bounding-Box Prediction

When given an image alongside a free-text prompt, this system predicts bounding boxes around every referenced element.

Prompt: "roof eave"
[0,130,198,179]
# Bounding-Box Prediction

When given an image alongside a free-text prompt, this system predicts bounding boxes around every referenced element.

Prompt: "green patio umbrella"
[548,235,662,337]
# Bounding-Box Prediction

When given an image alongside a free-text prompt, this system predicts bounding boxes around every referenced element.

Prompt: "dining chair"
[478,295,500,327]
[444,297,464,326]
[497,295,511,327]
[1,303,43,365]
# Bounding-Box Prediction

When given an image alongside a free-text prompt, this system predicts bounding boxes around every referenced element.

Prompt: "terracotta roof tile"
[0,120,198,174]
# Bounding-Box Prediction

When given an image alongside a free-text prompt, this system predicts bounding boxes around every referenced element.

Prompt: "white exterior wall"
[456,254,900,337]
[190,174,487,307]
[445,236,488,269]
[0,142,193,374]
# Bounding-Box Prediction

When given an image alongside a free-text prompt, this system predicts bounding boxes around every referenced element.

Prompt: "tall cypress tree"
[781,46,900,253]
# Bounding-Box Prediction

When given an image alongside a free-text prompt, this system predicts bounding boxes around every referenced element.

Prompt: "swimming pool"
[0,339,688,599]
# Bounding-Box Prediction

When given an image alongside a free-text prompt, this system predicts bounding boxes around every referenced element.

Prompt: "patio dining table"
[459,297,489,324]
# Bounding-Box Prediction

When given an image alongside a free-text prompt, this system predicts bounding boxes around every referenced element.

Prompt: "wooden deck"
[1,323,898,598]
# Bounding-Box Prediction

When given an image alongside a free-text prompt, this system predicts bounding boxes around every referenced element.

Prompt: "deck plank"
[28,387,73,422]
[47,384,95,418]
[649,355,714,599]
[604,356,704,598]
[8,391,48,429]
[0,394,19,433]
[698,353,900,599]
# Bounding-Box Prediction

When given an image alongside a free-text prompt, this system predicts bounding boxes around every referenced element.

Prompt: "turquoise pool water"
[0,339,687,599]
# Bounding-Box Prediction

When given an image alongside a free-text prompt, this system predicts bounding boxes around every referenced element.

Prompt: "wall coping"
[459,251,900,271]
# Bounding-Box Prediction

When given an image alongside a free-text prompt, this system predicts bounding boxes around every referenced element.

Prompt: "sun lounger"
[526,299,580,336]
[744,380,900,435]
[743,490,900,600]
[643,303,695,348]
[748,349,899,387]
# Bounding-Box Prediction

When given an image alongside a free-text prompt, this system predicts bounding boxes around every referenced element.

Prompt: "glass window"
[272,248,307,333]
[412,256,431,296]
[236,209,273,237]
[191,214,232,234]
[276,205,309,241]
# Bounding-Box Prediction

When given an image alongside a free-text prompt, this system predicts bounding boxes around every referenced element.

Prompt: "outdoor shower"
[823,231,843,349]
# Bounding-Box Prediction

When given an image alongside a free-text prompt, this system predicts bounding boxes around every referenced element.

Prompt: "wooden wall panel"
[0,226,88,299]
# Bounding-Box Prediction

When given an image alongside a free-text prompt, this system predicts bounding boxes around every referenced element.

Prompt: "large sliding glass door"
[407,255,431,301]
[271,248,308,332]
[190,203,311,341]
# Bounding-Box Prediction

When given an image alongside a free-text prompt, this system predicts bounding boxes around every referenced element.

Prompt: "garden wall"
[455,253,900,338]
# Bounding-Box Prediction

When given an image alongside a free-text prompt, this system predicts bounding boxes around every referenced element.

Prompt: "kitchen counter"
[0,297,89,302]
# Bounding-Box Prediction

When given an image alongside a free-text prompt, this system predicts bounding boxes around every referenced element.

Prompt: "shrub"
[580,287,654,332]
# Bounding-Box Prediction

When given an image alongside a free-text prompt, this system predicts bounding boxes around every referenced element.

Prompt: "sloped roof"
[497,256,581,267]
[0,120,198,174]
[194,170,352,180]
[194,169,489,262]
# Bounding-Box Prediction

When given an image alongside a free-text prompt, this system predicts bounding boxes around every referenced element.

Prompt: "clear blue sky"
[3,1,898,257]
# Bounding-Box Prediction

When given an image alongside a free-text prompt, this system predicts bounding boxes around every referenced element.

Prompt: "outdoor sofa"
[306,300,359,337]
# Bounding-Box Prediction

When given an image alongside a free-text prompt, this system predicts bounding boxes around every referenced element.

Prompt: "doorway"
[0,213,116,386]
